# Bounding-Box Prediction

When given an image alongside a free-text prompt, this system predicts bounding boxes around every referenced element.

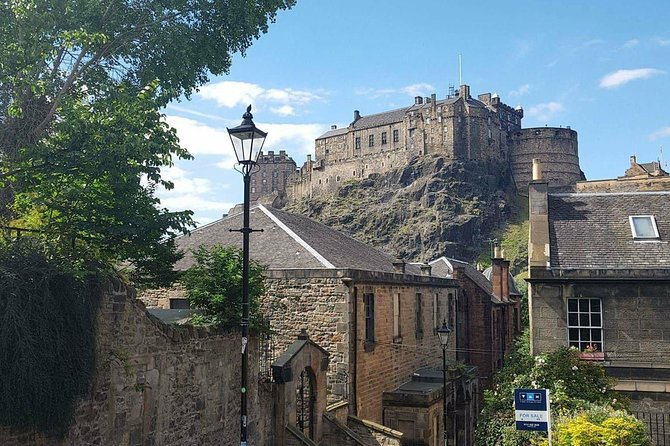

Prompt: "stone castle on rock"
[250,84,584,202]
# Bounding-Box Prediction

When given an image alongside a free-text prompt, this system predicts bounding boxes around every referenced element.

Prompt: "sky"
[159,1,670,226]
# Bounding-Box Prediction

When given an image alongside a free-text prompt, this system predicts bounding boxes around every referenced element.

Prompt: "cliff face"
[285,156,515,263]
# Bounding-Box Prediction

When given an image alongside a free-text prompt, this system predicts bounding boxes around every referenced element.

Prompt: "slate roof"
[429,257,501,303]
[481,267,523,296]
[175,204,421,275]
[548,192,670,269]
[317,127,348,139]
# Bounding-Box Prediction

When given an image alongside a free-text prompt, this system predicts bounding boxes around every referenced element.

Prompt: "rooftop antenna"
[458,54,463,86]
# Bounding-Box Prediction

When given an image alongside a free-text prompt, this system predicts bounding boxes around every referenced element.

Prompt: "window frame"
[415,292,423,340]
[368,134,374,147]
[393,292,402,342]
[355,137,361,150]
[393,129,399,143]
[381,132,387,145]
[567,298,603,352]
[364,292,375,351]
[629,215,660,240]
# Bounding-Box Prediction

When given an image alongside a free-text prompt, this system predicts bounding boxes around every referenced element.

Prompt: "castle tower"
[509,127,582,190]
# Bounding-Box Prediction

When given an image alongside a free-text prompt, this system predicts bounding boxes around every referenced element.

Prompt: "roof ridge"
[257,204,336,269]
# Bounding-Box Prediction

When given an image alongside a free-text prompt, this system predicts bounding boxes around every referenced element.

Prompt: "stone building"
[527,162,670,443]
[575,155,670,193]
[249,150,296,202]
[429,253,522,391]
[252,84,582,201]
[159,203,478,445]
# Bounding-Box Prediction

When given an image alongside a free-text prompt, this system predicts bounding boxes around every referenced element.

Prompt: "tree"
[0,0,295,285]
[181,245,265,329]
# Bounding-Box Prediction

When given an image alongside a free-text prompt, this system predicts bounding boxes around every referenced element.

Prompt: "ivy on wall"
[0,240,100,437]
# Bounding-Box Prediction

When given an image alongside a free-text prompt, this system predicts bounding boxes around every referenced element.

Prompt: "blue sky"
[160,1,670,225]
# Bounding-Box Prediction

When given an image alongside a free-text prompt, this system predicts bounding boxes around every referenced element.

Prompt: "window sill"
[577,352,604,361]
[364,340,375,352]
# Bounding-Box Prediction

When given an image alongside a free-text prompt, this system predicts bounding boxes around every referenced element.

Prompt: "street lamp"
[437,320,452,446]
[227,105,267,446]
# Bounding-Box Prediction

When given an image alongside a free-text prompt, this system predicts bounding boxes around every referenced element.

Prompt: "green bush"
[0,239,100,436]
[182,245,265,329]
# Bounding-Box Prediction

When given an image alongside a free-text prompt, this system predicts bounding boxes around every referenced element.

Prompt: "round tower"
[509,127,581,190]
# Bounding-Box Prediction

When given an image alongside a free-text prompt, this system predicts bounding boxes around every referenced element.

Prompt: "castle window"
[336,175,340,182]
[368,134,374,147]
[409,128,415,137]
[251,187,256,193]
[393,129,399,143]
[381,132,387,145]
[355,137,361,150]
[353,170,356,176]
[629,215,660,239]
[393,292,401,342]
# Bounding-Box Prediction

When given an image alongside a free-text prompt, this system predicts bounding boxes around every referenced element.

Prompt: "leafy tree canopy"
[182,245,265,329]
[0,0,295,286]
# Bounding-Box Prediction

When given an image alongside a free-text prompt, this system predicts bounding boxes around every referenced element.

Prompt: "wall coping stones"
[347,415,403,439]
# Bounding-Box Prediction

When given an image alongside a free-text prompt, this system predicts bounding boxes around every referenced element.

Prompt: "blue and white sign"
[514,388,551,432]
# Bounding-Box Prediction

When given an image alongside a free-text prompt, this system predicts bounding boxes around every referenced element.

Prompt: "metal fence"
[635,412,670,446]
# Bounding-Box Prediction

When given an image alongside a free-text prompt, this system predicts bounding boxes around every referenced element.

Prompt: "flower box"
[577,351,604,361]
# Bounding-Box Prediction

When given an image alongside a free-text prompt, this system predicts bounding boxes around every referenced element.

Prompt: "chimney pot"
[415,96,423,105]
[331,125,337,130]
[630,155,637,166]
[420,263,432,276]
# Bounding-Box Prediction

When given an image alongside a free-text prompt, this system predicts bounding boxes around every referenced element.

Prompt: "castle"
[251,84,584,202]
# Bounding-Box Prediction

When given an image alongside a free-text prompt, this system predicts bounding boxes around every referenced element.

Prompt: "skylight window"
[629,215,660,239]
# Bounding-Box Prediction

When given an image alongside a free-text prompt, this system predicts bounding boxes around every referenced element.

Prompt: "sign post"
[514,388,551,445]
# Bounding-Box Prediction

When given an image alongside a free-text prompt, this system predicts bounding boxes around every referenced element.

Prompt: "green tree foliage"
[182,245,265,329]
[0,239,100,436]
[476,330,633,446]
[0,0,295,285]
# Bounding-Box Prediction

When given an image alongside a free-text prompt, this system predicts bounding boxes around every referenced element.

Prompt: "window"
[409,128,416,138]
[393,293,401,341]
[448,293,454,328]
[381,132,387,145]
[393,129,399,143]
[629,215,660,239]
[433,293,439,332]
[415,293,423,339]
[567,298,602,352]
[368,134,374,147]
[364,293,375,347]
[355,137,361,150]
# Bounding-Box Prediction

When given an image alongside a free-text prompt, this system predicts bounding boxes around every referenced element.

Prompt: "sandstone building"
[251,84,584,201]
[527,161,670,444]
[250,150,296,202]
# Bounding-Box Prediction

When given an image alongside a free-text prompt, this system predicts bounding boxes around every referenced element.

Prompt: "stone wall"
[0,279,272,446]
[575,176,670,193]
[510,127,581,190]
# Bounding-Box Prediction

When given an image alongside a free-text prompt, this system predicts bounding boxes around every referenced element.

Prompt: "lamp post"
[227,105,267,446]
[437,320,452,446]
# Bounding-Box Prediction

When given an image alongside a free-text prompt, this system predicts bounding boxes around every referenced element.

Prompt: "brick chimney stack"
[529,159,550,268]
[491,246,510,301]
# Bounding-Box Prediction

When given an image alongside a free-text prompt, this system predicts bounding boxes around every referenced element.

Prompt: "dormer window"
[629,215,660,239]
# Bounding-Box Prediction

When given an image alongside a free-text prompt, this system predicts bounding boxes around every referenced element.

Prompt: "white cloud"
[526,102,564,122]
[401,83,435,97]
[164,115,237,164]
[196,81,323,116]
[508,84,530,97]
[650,127,670,140]
[622,39,639,49]
[599,68,665,88]
[270,105,296,117]
[654,37,670,46]
[160,195,235,213]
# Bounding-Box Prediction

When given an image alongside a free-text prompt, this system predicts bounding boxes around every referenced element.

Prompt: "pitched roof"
[175,204,421,275]
[352,107,408,130]
[548,192,670,269]
[429,257,501,303]
[316,127,348,139]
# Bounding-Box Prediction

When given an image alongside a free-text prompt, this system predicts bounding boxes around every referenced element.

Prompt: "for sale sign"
[514,388,550,432]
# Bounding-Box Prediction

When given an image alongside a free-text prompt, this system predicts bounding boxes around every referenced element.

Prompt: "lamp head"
[437,320,452,347]
[227,105,267,174]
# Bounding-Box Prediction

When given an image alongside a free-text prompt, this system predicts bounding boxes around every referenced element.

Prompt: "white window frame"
[567,298,603,352]
[629,215,660,240]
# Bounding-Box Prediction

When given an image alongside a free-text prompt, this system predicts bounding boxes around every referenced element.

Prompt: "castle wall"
[509,127,581,190]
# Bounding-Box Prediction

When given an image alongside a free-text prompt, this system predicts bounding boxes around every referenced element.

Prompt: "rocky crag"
[284,155,516,264]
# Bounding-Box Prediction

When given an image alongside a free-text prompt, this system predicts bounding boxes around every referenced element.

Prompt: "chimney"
[459,84,470,99]
[415,96,423,105]
[532,158,542,181]
[431,93,437,103]
[268,150,274,157]
[279,150,286,156]
[491,246,510,301]
[353,110,361,122]
[392,259,406,274]
[331,125,337,130]
[420,263,432,276]
[478,93,492,104]
[630,155,637,167]
[529,160,550,269]
[424,96,430,104]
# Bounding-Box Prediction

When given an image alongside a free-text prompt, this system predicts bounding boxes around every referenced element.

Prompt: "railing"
[635,412,670,446]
